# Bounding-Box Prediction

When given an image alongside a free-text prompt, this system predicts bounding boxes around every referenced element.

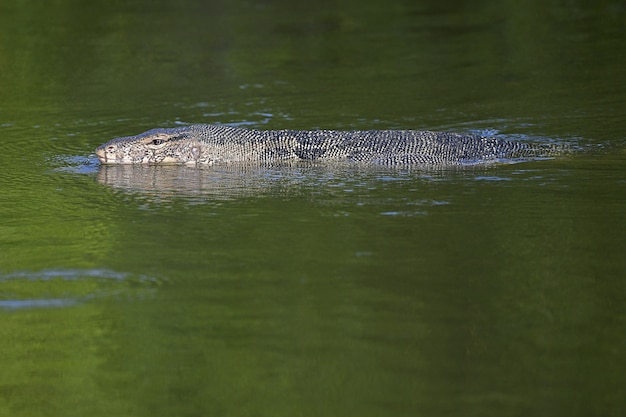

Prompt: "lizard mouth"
[95,146,124,164]
[95,147,108,164]
[95,147,105,162]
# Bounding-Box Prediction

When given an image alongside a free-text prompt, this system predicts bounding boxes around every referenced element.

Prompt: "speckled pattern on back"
[96,124,561,166]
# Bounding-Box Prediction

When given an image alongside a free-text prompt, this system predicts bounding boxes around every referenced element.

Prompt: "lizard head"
[96,127,201,164]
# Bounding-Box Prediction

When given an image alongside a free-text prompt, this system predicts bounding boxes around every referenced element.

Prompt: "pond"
[1,0,625,416]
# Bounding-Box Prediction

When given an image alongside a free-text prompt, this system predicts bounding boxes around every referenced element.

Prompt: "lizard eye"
[147,133,182,148]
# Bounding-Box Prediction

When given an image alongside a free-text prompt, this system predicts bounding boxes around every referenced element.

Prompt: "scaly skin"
[96,124,557,166]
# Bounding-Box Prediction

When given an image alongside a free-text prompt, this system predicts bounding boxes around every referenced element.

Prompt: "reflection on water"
[0,268,162,310]
[94,160,514,200]
[96,163,312,200]
[95,162,439,203]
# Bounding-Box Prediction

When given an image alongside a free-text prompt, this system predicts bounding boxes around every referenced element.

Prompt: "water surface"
[1,1,625,416]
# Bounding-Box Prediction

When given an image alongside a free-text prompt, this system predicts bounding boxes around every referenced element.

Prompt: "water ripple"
[0,268,162,311]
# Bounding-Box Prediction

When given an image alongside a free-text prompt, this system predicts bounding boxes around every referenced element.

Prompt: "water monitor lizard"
[96,124,563,166]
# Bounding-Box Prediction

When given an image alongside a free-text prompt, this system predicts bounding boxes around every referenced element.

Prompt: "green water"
[1,0,625,416]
